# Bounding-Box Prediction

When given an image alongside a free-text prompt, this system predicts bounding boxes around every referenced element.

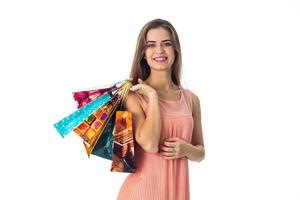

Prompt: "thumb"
[138,78,145,84]
[129,84,141,92]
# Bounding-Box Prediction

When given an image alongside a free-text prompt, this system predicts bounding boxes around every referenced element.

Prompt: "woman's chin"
[149,63,172,71]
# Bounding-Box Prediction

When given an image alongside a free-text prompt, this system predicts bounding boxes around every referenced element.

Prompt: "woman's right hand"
[130,78,158,100]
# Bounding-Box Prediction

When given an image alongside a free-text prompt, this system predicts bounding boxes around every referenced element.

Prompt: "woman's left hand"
[159,137,189,160]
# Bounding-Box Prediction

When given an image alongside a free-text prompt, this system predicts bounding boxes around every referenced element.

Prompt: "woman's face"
[144,27,175,72]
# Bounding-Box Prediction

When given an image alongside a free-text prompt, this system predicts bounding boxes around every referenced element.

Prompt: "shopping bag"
[111,111,136,173]
[73,84,118,109]
[74,81,131,156]
[91,110,116,160]
[71,84,122,160]
[53,93,111,138]
[54,80,136,173]
[54,80,126,138]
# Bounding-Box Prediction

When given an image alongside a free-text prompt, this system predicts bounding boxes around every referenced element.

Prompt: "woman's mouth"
[153,57,168,63]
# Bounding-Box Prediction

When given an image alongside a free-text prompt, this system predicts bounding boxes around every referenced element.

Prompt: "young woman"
[117,18,205,200]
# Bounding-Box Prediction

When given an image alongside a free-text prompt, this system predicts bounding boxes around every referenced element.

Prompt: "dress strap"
[181,88,193,113]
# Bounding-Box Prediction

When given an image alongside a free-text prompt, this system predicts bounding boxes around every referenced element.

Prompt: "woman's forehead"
[146,27,172,41]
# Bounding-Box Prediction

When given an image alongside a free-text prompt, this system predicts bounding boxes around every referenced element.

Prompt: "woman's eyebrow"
[146,39,172,43]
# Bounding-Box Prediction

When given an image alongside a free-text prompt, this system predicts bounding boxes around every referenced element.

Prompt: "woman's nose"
[156,44,165,53]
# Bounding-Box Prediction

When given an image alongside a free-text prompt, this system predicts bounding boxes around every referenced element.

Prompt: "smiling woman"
[117,19,205,200]
[129,19,182,87]
[144,28,175,72]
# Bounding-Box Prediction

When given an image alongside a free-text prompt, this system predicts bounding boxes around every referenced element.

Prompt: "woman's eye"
[146,43,155,48]
[163,42,173,47]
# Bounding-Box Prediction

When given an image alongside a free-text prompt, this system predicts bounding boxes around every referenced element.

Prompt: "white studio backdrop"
[0,0,299,199]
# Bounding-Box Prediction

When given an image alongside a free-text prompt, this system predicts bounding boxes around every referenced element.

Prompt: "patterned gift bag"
[111,111,136,173]
[54,80,136,172]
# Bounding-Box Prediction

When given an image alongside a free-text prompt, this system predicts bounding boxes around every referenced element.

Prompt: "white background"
[1,0,299,199]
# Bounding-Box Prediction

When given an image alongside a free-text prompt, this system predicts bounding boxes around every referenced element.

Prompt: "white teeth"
[154,57,167,61]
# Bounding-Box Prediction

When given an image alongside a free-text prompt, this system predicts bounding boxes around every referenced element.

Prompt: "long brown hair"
[129,19,182,86]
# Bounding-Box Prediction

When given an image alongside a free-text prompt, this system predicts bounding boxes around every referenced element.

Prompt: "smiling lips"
[154,57,168,62]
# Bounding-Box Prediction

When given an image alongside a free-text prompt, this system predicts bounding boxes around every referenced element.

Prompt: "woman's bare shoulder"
[184,89,200,113]
[183,89,200,104]
[190,90,200,103]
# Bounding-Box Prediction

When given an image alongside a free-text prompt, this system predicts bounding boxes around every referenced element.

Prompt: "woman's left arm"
[184,92,205,162]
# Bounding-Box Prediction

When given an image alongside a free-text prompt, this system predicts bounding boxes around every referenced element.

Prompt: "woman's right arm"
[125,84,161,153]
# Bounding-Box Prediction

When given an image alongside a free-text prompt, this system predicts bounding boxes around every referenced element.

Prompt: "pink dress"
[117,88,194,200]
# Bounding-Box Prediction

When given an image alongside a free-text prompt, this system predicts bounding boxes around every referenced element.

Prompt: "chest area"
[157,89,181,102]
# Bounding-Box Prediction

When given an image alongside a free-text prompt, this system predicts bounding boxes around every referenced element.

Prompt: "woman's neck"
[145,72,178,91]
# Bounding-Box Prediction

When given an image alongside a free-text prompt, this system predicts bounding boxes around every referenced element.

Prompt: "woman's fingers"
[129,78,144,92]
[138,78,145,84]
[160,146,176,157]
[159,138,187,160]
[129,78,158,100]
[159,145,178,159]
[129,79,157,99]
[160,146,174,152]
[129,84,140,92]
[164,141,176,147]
